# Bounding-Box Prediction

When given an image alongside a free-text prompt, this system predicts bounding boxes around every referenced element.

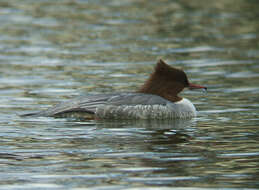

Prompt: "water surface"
[0,0,258,189]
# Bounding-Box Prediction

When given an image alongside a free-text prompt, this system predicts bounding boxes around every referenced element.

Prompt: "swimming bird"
[22,59,206,119]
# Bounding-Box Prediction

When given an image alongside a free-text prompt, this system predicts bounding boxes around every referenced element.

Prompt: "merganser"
[22,59,206,119]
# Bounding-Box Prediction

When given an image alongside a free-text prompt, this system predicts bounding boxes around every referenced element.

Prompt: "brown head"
[138,59,206,102]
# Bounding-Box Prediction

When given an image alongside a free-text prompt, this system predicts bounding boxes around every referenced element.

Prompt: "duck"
[22,59,206,119]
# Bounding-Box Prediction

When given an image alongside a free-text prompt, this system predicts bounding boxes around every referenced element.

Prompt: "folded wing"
[21,93,168,117]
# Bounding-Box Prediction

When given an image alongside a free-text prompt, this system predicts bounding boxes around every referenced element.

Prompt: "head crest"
[154,60,188,85]
[138,59,190,102]
[155,59,171,73]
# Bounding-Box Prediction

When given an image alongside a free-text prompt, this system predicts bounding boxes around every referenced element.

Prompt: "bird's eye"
[184,77,189,86]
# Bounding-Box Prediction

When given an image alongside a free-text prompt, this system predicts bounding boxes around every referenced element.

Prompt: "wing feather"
[21,93,168,117]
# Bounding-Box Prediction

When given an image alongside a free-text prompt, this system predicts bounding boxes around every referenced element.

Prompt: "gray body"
[24,93,196,119]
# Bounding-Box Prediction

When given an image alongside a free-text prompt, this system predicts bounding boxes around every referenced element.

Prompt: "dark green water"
[0,0,258,189]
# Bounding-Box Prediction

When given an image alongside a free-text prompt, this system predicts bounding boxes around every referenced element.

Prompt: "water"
[0,0,258,189]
